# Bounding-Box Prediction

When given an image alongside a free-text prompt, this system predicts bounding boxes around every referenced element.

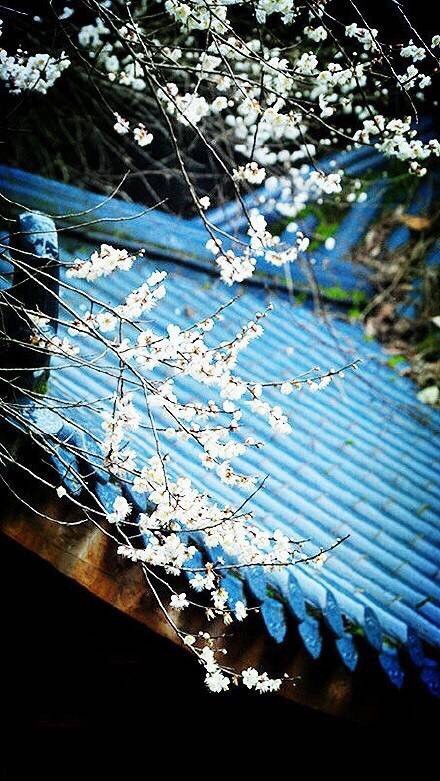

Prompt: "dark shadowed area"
[2,530,439,736]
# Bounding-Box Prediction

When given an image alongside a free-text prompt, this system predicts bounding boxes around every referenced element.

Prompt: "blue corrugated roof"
[0,161,398,299]
[48,239,440,680]
[1,164,439,694]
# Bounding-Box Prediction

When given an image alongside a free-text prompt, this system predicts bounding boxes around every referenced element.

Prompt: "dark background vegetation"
[1,0,438,214]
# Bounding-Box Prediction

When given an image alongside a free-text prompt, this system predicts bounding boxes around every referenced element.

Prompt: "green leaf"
[386,355,406,368]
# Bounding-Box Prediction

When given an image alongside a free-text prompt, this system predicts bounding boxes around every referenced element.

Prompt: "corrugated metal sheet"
[51,238,440,675]
[2,160,437,302]
[1,165,439,694]
[0,161,402,299]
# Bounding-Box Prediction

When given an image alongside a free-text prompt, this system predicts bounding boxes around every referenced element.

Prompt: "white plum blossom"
[134,124,153,146]
[113,113,130,135]
[417,386,439,405]
[106,495,132,524]
[199,196,210,210]
[233,162,266,185]
[170,91,210,125]
[216,247,257,285]
[205,670,230,693]
[305,26,328,42]
[211,95,228,112]
[254,0,296,24]
[78,17,109,49]
[325,236,336,251]
[242,667,282,692]
[345,23,378,50]
[170,592,190,610]
[309,170,343,195]
[95,311,118,333]
[242,667,260,689]
[295,52,318,75]
[401,41,426,61]
[235,601,247,621]
[70,1,439,189]
[59,7,74,20]
[31,333,79,358]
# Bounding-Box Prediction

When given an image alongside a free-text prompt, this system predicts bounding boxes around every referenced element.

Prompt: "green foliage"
[352,290,367,306]
[322,285,367,304]
[386,355,406,368]
[33,373,49,396]
[416,329,440,360]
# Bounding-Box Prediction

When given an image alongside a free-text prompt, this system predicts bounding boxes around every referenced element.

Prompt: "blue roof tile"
[2,162,439,692]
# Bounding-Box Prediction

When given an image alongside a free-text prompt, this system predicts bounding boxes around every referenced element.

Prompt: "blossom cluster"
[0,48,70,95]
[72,5,439,183]
[67,243,142,281]
[22,214,353,695]
[354,116,440,177]
[206,209,310,284]
[53,246,352,593]
[45,0,437,289]
[113,112,153,147]
[1,17,70,94]
[202,648,282,694]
